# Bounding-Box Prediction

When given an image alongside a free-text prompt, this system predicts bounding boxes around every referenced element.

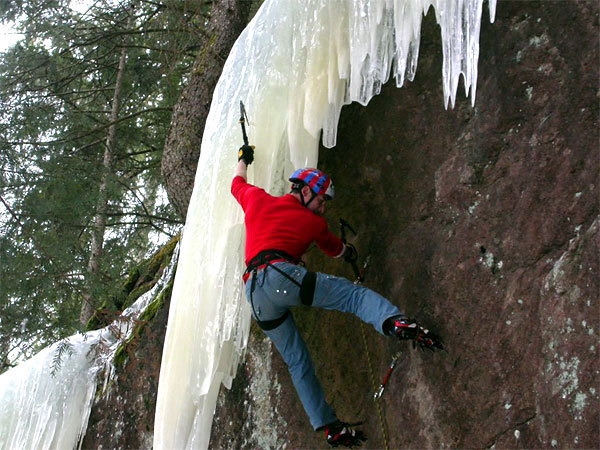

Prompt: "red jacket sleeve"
[231,175,257,209]
[314,219,345,258]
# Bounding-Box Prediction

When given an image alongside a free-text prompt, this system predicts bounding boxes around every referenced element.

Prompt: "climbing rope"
[359,317,390,450]
[340,219,394,449]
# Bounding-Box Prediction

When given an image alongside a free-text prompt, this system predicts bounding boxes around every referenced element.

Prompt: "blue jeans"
[245,262,401,430]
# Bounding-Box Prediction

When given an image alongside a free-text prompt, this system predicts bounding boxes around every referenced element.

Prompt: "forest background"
[0,0,255,373]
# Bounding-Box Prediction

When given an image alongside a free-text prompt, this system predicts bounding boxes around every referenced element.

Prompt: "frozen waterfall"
[154,0,496,449]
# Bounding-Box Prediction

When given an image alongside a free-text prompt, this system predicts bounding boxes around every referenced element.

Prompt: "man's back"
[231,175,342,264]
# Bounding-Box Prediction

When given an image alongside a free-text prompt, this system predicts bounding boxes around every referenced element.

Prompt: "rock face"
[83,2,598,449]
[211,2,598,449]
[80,242,176,450]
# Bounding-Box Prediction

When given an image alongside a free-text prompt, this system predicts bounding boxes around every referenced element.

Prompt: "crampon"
[413,326,444,351]
[391,317,444,352]
[324,421,367,448]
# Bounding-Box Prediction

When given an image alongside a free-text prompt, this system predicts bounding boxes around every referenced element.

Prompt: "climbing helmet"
[289,167,335,200]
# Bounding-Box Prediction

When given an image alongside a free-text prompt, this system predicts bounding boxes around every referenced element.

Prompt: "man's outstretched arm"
[234,159,248,180]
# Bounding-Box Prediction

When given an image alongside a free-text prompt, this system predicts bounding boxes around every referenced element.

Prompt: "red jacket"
[231,176,344,266]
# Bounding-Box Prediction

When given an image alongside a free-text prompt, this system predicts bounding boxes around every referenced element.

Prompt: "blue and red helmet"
[289,168,335,200]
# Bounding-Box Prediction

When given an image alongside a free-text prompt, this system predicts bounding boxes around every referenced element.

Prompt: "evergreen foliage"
[0,0,208,371]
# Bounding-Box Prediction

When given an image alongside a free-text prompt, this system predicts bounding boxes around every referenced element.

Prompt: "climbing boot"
[323,420,367,448]
[385,315,444,351]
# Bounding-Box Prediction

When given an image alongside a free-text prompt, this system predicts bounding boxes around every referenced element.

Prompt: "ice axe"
[237,101,255,165]
[239,100,249,146]
[339,218,365,283]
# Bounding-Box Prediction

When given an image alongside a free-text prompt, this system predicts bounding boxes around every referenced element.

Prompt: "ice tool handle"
[339,218,365,283]
[239,100,249,146]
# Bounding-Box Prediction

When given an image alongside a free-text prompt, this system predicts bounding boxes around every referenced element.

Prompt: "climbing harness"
[245,250,296,330]
[245,250,316,330]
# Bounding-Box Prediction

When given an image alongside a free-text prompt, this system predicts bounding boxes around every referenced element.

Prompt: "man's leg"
[310,273,444,350]
[264,313,338,430]
[311,273,401,334]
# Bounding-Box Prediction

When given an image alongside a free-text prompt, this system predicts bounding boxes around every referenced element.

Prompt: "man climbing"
[231,144,443,448]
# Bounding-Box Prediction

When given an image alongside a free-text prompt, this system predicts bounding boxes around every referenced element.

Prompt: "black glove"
[343,243,358,264]
[238,144,254,165]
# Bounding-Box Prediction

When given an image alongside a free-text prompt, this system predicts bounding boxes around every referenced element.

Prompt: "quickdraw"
[340,218,401,391]
[374,351,402,400]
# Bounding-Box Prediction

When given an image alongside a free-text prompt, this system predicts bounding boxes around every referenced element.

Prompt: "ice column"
[154,0,496,448]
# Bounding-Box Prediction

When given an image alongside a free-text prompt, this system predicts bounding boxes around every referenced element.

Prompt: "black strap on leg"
[248,268,260,319]
[300,271,316,306]
[256,310,290,330]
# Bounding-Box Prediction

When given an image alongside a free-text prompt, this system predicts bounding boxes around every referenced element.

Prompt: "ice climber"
[232,144,443,448]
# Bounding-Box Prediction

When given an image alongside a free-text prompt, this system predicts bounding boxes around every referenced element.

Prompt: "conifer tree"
[0,0,205,368]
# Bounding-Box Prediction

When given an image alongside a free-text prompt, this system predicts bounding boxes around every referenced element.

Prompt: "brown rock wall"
[213,2,598,449]
[82,1,598,449]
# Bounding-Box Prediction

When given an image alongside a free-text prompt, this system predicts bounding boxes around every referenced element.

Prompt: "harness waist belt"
[245,249,298,274]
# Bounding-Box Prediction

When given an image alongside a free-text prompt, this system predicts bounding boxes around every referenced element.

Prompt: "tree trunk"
[80,29,129,325]
[161,0,253,219]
